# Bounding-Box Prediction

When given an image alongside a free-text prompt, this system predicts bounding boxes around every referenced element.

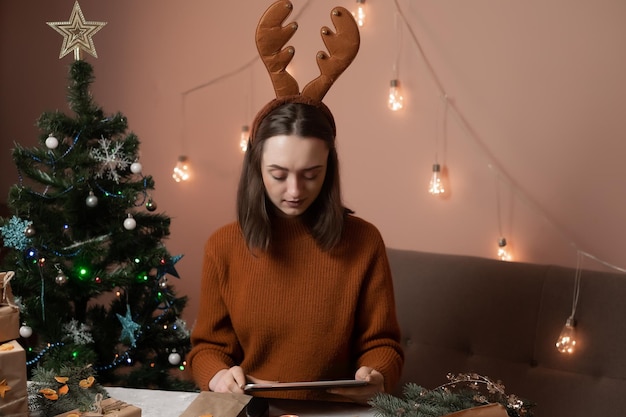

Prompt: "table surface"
[106,387,376,417]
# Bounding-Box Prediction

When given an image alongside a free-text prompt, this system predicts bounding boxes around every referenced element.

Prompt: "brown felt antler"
[255,0,360,102]
[256,0,300,97]
[301,6,360,100]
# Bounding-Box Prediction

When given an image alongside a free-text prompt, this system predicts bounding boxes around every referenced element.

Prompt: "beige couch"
[386,248,626,417]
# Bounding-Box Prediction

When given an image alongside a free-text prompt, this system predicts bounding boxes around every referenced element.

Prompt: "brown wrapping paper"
[0,340,29,417]
[444,404,509,417]
[179,391,252,417]
[0,271,20,343]
[0,272,15,299]
[55,397,142,417]
[0,305,19,343]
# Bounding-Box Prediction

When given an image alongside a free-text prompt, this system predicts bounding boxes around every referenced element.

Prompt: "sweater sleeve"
[187,233,242,391]
[353,227,405,393]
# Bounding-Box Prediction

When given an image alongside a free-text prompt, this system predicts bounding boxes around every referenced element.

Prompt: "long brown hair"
[236,102,348,251]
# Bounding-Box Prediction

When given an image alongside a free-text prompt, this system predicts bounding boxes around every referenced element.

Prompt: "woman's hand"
[209,366,247,393]
[327,366,385,404]
[209,367,278,394]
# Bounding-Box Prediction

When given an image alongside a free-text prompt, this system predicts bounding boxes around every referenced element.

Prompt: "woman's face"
[261,134,329,217]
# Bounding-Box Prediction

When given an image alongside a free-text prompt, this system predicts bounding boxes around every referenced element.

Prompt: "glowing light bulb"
[172,156,190,182]
[388,79,404,111]
[240,125,249,152]
[353,0,366,27]
[497,237,512,261]
[428,163,445,195]
[556,317,577,354]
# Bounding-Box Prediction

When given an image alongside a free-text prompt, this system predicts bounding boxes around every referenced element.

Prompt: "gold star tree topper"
[47,1,107,60]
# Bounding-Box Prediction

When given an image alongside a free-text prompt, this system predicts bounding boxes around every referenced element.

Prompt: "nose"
[286,175,302,199]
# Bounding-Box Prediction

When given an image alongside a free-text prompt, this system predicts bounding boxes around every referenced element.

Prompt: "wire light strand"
[392,0,624,274]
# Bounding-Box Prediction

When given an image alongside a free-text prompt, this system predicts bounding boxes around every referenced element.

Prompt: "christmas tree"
[0,2,194,404]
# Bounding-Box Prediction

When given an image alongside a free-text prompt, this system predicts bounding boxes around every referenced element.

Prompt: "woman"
[188,102,404,404]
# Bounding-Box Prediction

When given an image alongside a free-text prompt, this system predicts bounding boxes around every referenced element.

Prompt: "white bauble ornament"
[123,215,137,230]
[130,162,143,174]
[86,192,98,207]
[45,135,59,149]
[168,352,181,365]
[20,325,33,338]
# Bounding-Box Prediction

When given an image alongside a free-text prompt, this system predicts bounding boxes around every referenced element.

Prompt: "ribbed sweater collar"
[271,215,311,243]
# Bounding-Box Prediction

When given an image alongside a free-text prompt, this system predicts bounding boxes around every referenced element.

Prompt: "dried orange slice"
[39,388,59,400]
[39,388,56,395]
[0,343,14,351]
[58,384,69,395]
[79,376,95,388]
[54,376,69,383]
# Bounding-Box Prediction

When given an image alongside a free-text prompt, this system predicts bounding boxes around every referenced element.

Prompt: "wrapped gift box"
[0,340,29,417]
[179,391,252,417]
[55,397,141,417]
[444,404,508,417]
[0,271,20,343]
[0,304,19,344]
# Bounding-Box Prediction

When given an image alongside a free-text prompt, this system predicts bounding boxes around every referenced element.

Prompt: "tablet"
[243,379,368,392]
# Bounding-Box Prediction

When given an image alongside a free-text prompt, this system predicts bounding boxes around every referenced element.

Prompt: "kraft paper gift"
[0,340,29,417]
[0,271,20,343]
[444,404,509,417]
[55,395,142,417]
[179,391,253,417]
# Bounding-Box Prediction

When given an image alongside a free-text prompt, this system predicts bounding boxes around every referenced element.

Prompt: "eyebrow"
[266,164,324,172]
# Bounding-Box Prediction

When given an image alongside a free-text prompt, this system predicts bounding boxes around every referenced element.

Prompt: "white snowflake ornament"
[62,319,95,345]
[89,138,132,183]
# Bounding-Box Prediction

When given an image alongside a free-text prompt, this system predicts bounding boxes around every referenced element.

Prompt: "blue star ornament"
[116,305,141,346]
[157,254,183,279]
[47,1,107,60]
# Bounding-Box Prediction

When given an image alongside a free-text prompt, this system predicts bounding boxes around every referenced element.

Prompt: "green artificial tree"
[0,5,194,413]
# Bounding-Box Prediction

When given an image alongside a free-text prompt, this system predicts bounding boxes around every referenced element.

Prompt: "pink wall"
[2,0,625,325]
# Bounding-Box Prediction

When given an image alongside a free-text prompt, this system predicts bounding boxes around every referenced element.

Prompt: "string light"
[497,237,512,261]
[352,0,367,27]
[556,317,576,354]
[172,155,190,183]
[240,66,253,153]
[240,125,249,152]
[428,95,448,196]
[387,12,403,111]
[428,163,445,195]
[556,252,582,354]
[388,79,404,111]
[494,175,512,261]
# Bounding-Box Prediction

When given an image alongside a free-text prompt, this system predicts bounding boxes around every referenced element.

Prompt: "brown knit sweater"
[188,214,404,401]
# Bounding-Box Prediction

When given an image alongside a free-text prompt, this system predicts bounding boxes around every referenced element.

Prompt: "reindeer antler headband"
[249,0,360,142]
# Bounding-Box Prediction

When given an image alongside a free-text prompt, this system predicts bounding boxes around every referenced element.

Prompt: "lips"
[285,199,303,208]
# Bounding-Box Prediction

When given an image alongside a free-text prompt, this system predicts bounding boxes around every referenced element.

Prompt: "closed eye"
[266,165,324,181]
[302,166,323,180]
